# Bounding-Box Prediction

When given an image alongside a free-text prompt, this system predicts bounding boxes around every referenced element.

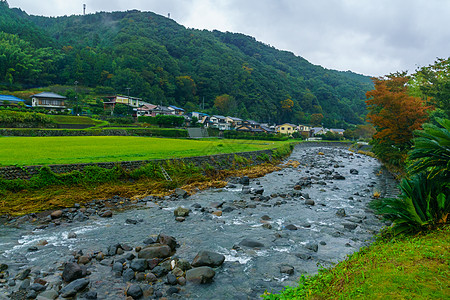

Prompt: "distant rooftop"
[31,92,66,99]
[0,95,25,102]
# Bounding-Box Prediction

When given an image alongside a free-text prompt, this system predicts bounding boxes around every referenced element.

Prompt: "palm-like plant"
[372,118,450,234]
[407,118,450,179]
[370,173,448,234]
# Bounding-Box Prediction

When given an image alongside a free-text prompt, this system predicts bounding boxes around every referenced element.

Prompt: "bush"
[0,110,56,128]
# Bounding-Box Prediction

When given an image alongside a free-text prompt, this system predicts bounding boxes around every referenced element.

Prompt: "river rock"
[15,268,31,280]
[222,207,234,213]
[62,263,83,283]
[67,232,77,239]
[350,169,359,174]
[36,289,58,300]
[280,264,294,275]
[166,273,178,285]
[174,207,190,217]
[254,188,264,195]
[50,210,63,219]
[212,211,222,217]
[112,262,123,273]
[100,210,113,218]
[126,219,138,225]
[130,259,147,272]
[239,239,265,248]
[127,284,143,299]
[305,199,315,206]
[240,176,250,185]
[78,255,90,265]
[285,224,298,230]
[191,251,225,268]
[60,278,89,298]
[157,234,177,251]
[123,268,135,282]
[83,291,97,299]
[336,208,346,217]
[261,215,271,221]
[138,245,171,259]
[305,242,319,252]
[186,267,215,284]
[174,188,189,198]
[343,223,358,230]
[333,174,346,180]
[30,282,46,292]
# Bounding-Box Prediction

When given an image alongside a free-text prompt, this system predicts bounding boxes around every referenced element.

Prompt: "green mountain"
[0,1,373,127]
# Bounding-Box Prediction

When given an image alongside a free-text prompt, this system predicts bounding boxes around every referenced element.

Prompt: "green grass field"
[0,136,287,166]
[49,115,104,126]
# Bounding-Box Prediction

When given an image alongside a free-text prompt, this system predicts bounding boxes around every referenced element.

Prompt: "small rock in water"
[262,223,272,229]
[336,208,346,217]
[305,199,315,206]
[67,231,77,239]
[280,264,294,275]
[261,215,271,221]
[304,242,319,252]
[284,224,298,230]
[343,223,358,230]
[174,207,190,217]
[126,219,138,225]
[240,176,250,186]
[175,217,186,222]
[350,169,359,175]
[239,239,265,248]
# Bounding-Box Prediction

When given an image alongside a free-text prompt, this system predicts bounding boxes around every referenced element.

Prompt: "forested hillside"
[0,1,373,127]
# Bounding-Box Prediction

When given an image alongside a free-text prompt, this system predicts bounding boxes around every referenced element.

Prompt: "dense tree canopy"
[0,2,373,126]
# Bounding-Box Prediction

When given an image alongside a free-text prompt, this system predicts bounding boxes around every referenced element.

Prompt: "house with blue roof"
[168,105,185,116]
[0,95,30,107]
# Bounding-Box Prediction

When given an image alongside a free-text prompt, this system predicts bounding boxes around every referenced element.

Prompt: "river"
[0,143,398,299]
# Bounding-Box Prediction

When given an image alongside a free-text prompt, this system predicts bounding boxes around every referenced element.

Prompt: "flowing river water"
[0,143,398,299]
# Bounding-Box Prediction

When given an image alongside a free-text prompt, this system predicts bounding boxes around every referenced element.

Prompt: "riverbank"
[263,225,450,299]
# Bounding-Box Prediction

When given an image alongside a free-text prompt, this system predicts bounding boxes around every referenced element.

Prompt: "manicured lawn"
[0,136,287,166]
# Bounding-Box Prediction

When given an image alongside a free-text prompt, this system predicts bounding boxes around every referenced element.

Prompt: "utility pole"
[74,81,78,115]
[126,87,131,116]
[83,4,86,15]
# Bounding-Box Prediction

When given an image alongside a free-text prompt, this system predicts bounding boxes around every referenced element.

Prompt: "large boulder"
[59,278,89,298]
[62,263,83,283]
[137,245,171,259]
[186,267,215,284]
[191,251,225,268]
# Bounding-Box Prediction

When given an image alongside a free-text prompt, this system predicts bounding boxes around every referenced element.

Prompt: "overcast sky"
[7,0,450,76]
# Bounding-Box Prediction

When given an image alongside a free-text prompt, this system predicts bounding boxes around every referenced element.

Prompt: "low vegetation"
[263,225,449,300]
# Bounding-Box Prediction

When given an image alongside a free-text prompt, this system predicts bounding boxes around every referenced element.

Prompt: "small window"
[281,127,285,130]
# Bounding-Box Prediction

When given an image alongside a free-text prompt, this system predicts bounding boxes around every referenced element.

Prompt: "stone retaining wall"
[0,150,274,180]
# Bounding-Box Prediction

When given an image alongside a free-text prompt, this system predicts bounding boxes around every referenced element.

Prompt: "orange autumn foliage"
[366,75,431,148]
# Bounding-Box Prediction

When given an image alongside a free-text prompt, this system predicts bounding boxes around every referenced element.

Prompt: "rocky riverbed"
[0,143,398,299]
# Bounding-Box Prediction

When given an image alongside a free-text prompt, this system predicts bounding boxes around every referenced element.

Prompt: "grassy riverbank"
[263,225,450,299]
[0,136,289,166]
[0,143,295,216]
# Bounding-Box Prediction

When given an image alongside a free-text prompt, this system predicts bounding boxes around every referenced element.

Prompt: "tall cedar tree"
[366,74,431,166]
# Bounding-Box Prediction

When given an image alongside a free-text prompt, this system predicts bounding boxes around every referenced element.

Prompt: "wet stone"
[123,268,135,282]
[191,251,225,268]
[83,291,98,299]
[166,274,178,285]
[305,242,319,252]
[127,284,143,299]
[60,278,89,298]
[62,263,83,283]
[285,224,297,230]
[239,239,265,248]
[186,267,215,284]
[280,264,294,275]
[336,208,346,217]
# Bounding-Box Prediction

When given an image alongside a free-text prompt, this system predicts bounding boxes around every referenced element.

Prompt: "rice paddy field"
[0,136,288,166]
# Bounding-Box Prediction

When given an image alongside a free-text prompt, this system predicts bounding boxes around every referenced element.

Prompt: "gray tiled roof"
[31,92,66,99]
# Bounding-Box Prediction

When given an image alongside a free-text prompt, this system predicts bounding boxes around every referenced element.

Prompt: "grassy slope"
[0,136,286,166]
[49,115,104,125]
[264,225,450,299]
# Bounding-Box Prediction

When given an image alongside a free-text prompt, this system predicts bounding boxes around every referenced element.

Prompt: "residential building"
[168,105,185,116]
[0,95,29,107]
[277,123,298,135]
[31,92,66,111]
[226,116,243,128]
[330,128,345,135]
[311,127,329,136]
[209,115,231,130]
[136,104,158,117]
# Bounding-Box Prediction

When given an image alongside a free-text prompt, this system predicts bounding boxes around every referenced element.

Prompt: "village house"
[298,124,312,138]
[136,104,158,117]
[311,127,329,136]
[0,95,29,107]
[31,92,66,111]
[225,116,243,128]
[168,105,185,116]
[209,115,231,130]
[330,128,345,135]
[236,120,264,133]
[277,123,298,136]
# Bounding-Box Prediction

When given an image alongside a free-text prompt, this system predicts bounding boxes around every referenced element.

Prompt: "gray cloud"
[7,0,450,76]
